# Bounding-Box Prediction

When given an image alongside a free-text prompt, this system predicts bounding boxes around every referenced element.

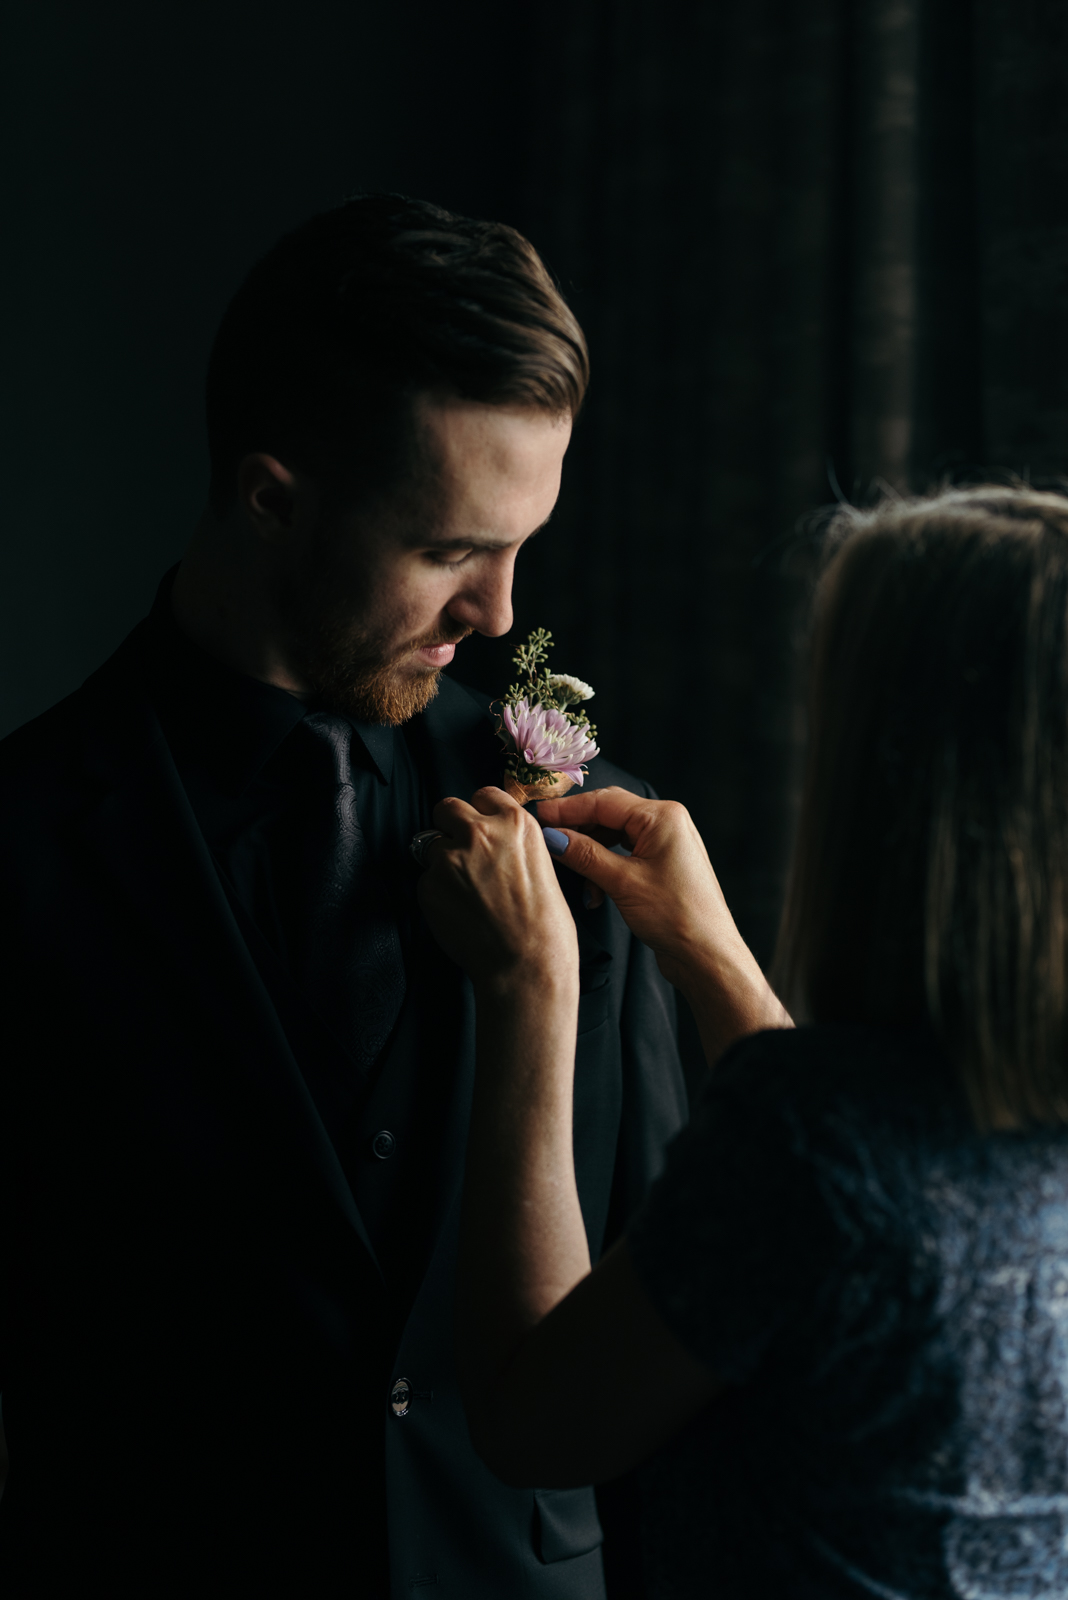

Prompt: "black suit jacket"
[0,618,687,1598]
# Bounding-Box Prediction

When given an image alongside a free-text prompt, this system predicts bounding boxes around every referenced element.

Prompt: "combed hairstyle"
[774,484,1068,1131]
[205,193,589,513]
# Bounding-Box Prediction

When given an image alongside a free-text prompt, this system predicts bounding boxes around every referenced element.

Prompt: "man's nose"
[447,559,515,638]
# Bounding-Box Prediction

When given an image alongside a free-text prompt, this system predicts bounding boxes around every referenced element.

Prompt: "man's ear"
[236,453,313,544]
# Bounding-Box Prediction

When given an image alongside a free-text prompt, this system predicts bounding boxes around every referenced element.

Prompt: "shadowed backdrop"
[5,0,1068,1005]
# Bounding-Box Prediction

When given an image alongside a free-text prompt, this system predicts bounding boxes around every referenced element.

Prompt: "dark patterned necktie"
[294,712,406,1074]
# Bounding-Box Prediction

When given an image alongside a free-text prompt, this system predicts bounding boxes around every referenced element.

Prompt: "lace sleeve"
[627,1029,863,1386]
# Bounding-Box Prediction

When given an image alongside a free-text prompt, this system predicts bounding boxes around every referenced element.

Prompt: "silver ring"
[409,828,444,869]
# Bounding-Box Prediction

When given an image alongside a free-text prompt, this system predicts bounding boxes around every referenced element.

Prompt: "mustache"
[403,623,474,655]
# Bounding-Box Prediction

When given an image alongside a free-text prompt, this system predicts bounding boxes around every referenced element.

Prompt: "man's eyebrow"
[423,511,555,551]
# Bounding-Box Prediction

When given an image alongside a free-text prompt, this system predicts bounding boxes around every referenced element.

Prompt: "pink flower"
[502,699,600,785]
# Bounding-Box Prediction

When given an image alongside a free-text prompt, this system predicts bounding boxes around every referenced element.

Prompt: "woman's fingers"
[553,821,627,849]
[539,790,736,981]
[537,786,659,846]
[543,828,632,894]
[434,788,647,862]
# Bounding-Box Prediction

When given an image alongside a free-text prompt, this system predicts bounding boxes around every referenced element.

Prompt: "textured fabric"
[294,713,406,1074]
[0,589,687,1597]
[629,1023,1068,1599]
[143,567,424,1111]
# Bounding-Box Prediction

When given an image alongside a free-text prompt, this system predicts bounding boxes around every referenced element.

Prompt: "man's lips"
[416,640,459,668]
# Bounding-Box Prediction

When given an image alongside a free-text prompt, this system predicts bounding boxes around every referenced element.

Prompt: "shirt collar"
[145,566,395,790]
[350,719,394,783]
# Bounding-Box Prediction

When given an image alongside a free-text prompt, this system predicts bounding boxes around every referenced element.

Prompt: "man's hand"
[537,787,791,1062]
[417,786,579,1000]
[419,788,590,1393]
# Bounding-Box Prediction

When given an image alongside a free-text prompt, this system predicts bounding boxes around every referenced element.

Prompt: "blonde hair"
[774,485,1068,1130]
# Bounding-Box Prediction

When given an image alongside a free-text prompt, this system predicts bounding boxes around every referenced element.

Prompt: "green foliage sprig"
[494,629,599,786]
[503,629,598,739]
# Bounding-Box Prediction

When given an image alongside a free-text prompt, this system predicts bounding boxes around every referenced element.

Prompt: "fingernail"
[582,882,594,910]
[542,828,570,857]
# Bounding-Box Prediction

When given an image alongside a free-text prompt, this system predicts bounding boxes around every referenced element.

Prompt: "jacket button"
[372,1130,396,1160]
[390,1377,412,1418]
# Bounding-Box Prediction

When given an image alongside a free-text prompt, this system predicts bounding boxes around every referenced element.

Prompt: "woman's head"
[776,484,1068,1129]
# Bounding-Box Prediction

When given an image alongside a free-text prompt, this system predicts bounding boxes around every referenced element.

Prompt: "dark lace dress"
[628,1023,1068,1598]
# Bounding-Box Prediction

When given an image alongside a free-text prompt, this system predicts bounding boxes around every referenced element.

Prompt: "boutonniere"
[494,628,600,803]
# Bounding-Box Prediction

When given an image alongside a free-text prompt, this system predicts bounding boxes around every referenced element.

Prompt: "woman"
[418,485,1068,1597]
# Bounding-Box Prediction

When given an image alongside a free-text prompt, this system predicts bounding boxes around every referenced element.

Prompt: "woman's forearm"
[416,786,730,1488]
[453,970,722,1489]
[455,970,590,1394]
[674,933,793,1069]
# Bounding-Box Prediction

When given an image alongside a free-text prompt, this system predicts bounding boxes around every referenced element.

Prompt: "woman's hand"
[537,786,791,1060]
[536,787,739,984]
[417,786,580,999]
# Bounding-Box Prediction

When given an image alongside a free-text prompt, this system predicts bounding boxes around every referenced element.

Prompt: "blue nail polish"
[542,827,569,857]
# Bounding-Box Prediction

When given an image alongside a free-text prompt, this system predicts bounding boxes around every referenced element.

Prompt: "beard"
[280,566,472,725]
[309,620,469,724]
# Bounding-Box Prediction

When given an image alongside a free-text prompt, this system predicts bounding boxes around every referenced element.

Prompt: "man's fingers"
[468,785,523,817]
[431,795,483,839]
[431,787,527,847]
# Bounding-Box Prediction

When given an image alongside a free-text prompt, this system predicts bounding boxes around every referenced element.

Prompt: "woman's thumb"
[543,828,627,894]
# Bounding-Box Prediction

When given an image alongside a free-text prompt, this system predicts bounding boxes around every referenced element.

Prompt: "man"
[0,195,686,1597]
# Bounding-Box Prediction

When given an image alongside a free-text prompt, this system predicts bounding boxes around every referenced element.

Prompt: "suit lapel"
[74,631,382,1279]
[388,679,499,1261]
[415,675,503,806]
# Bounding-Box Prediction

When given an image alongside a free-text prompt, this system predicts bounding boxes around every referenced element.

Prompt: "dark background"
[5,0,1068,1010]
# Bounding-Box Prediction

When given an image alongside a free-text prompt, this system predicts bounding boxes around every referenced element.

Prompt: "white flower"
[547,673,595,707]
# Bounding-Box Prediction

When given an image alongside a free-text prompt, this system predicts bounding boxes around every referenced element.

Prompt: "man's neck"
[171,513,312,700]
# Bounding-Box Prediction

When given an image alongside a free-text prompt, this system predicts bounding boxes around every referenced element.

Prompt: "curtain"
[504,0,1068,991]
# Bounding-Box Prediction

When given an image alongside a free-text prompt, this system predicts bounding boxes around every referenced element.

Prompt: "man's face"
[281,395,572,723]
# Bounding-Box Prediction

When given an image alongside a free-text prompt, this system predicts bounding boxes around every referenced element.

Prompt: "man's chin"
[317,665,443,727]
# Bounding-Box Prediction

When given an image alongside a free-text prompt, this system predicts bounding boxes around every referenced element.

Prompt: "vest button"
[372,1129,396,1160]
[390,1377,412,1418]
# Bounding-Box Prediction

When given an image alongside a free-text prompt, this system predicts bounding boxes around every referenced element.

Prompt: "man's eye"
[428,549,473,566]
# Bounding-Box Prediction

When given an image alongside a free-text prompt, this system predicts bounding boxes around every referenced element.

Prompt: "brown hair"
[774,484,1068,1130]
[205,193,589,512]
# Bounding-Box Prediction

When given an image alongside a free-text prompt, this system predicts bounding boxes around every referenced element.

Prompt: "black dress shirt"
[0,574,687,1597]
[143,567,430,1137]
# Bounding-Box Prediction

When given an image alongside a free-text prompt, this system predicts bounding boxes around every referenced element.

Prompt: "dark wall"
[7,0,1068,988]
[495,0,1068,975]
[2,0,531,739]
